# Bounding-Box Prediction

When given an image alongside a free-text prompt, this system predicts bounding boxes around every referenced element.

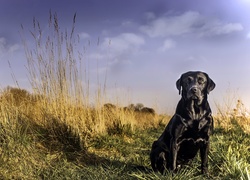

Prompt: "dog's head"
[176,71,215,104]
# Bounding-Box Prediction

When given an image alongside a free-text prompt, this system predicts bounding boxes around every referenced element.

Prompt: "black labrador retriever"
[150,71,215,174]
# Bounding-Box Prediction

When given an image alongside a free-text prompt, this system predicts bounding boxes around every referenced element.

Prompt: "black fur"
[150,71,215,174]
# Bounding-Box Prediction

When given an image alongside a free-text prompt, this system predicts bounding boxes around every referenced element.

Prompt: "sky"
[1,0,250,114]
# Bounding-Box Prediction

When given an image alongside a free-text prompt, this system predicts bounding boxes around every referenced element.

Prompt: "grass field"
[0,90,249,179]
[0,12,249,179]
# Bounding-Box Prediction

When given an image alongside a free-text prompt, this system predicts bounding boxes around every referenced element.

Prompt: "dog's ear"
[176,77,182,95]
[205,74,216,94]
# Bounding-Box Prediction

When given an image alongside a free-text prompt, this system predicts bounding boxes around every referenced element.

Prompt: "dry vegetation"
[0,12,249,179]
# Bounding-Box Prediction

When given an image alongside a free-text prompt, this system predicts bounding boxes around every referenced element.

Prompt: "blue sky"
[1,0,250,113]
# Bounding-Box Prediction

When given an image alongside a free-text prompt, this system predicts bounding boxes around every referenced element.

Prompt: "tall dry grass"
[214,90,250,134]
[18,11,162,148]
[0,11,162,176]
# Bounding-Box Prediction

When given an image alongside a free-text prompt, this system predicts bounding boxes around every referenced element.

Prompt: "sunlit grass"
[0,86,249,179]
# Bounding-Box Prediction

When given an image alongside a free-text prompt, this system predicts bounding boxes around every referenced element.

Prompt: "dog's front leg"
[169,138,178,172]
[200,141,209,174]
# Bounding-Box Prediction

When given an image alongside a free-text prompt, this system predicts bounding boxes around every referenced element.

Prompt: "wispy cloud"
[87,33,145,75]
[247,32,250,39]
[140,11,201,37]
[0,37,20,58]
[198,20,243,37]
[158,39,176,52]
[78,32,90,39]
[101,33,145,67]
[103,33,145,54]
[140,11,243,38]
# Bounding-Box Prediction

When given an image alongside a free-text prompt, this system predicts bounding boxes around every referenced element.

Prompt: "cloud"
[121,20,135,27]
[103,33,145,71]
[158,39,176,52]
[247,32,250,39]
[103,33,145,54]
[88,33,145,75]
[0,37,9,55]
[140,11,201,37]
[78,32,90,39]
[140,11,243,38]
[0,37,20,58]
[144,12,156,20]
[199,20,243,37]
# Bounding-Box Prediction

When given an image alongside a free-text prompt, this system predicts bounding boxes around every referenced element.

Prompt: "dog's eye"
[187,77,193,83]
[198,78,205,84]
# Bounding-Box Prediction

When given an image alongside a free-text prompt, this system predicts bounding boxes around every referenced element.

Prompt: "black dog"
[150,71,215,174]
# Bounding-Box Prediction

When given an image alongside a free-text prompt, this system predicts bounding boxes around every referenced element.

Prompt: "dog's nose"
[191,87,198,93]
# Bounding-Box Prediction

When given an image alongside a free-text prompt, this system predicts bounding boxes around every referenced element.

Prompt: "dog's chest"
[178,119,209,144]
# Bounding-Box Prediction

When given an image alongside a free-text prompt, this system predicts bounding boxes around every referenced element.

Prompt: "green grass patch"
[0,116,249,179]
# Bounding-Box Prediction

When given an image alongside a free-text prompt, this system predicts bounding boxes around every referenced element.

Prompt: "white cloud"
[158,39,176,52]
[0,38,6,54]
[145,12,156,20]
[247,32,250,39]
[121,20,135,27]
[103,33,145,54]
[87,33,145,75]
[140,11,243,38]
[140,11,201,37]
[9,44,20,53]
[89,53,105,60]
[78,32,90,39]
[0,37,20,58]
[199,20,243,37]
[102,33,145,69]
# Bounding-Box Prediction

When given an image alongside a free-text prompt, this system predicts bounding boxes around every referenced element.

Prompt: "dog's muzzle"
[187,86,202,100]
